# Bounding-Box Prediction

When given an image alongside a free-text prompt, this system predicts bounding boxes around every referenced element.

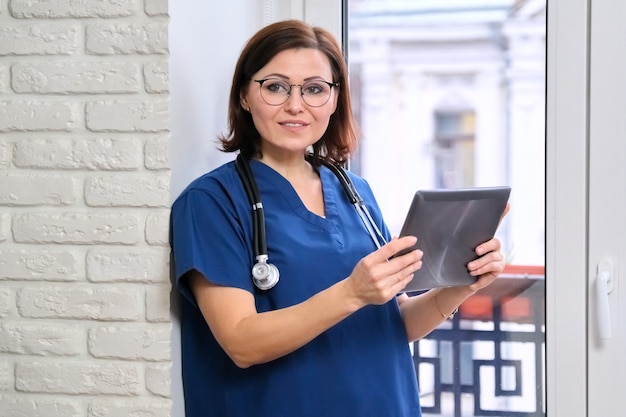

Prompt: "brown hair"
[218,19,360,165]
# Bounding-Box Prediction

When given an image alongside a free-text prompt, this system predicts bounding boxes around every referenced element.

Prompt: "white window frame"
[545,1,589,415]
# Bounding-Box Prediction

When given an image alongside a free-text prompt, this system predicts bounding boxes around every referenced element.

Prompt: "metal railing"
[413,266,545,417]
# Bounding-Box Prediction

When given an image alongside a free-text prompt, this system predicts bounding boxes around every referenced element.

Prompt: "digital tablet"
[395,186,511,292]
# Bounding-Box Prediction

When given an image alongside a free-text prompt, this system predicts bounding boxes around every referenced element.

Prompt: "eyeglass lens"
[257,78,334,107]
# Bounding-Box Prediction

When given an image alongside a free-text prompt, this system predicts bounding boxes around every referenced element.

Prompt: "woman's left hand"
[465,237,505,292]
[465,203,510,292]
[398,204,510,342]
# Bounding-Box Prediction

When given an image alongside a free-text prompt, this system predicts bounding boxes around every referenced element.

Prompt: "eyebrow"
[258,73,332,82]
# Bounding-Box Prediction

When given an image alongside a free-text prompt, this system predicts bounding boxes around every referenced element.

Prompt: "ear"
[240,97,250,112]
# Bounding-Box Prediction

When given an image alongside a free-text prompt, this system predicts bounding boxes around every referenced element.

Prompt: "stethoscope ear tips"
[252,261,280,290]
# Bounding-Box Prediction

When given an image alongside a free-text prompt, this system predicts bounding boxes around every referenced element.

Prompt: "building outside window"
[434,111,476,189]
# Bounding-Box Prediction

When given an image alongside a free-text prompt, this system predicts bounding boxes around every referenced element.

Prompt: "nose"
[284,88,305,111]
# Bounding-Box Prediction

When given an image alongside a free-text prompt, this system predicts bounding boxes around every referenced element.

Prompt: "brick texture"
[0,0,172,414]
[11,61,141,94]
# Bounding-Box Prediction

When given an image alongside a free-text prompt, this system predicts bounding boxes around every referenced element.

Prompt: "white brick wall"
[0,0,173,415]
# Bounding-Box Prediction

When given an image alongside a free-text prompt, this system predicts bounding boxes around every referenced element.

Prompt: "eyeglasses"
[253,78,339,107]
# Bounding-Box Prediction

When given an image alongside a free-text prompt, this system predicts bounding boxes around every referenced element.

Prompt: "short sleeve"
[170,185,254,306]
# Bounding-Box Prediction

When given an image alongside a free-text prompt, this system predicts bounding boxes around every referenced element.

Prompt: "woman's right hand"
[345,236,423,306]
[189,236,421,367]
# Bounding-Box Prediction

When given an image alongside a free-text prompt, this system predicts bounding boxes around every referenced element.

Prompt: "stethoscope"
[235,154,388,290]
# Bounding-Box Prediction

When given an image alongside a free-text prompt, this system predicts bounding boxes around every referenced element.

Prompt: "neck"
[257,151,311,177]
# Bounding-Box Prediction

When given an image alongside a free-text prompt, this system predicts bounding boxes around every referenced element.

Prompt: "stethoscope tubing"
[236,154,387,289]
[318,158,387,248]
[235,155,267,258]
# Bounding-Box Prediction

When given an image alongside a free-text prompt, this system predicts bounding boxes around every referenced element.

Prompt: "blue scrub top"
[170,160,422,417]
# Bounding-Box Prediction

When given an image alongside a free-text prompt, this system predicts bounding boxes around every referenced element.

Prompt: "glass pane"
[346,1,546,416]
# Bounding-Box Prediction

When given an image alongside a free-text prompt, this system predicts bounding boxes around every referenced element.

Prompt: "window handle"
[596,259,614,340]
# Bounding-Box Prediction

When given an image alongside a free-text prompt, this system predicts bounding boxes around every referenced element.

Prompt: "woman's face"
[241,48,338,159]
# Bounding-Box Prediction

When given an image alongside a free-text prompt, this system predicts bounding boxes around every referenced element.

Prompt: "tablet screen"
[396,186,511,292]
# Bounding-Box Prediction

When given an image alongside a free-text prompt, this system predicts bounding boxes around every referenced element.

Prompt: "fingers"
[378,241,423,293]
[499,203,511,226]
[468,251,504,277]
[348,236,423,305]
[375,235,418,261]
[502,203,511,218]
[475,237,501,257]
[393,271,417,293]
[468,238,505,284]
[376,236,423,277]
[362,236,422,279]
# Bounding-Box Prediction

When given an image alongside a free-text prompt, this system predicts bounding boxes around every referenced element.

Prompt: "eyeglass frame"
[252,78,340,107]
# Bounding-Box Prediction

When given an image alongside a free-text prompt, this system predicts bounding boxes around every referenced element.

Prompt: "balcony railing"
[412,265,545,417]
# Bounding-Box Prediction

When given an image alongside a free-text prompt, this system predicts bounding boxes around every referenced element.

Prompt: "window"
[434,111,476,188]
[346,1,546,415]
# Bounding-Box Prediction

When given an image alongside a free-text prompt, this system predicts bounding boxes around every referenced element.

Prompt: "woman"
[170,19,506,417]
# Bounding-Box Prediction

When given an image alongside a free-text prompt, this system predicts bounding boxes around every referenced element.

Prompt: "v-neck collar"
[248,159,342,236]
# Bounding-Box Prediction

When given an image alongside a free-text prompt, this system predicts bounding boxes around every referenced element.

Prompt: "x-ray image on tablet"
[395,186,511,292]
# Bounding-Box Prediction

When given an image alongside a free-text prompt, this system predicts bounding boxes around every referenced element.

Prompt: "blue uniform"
[170,160,422,417]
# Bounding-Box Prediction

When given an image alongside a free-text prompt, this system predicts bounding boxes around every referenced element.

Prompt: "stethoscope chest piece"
[252,255,280,290]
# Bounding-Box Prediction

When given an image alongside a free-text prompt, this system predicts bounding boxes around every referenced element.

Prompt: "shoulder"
[343,168,368,187]
[173,160,240,206]
[318,162,378,200]
[343,167,377,199]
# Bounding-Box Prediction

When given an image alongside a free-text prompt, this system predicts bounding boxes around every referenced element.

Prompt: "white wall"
[171,1,258,200]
